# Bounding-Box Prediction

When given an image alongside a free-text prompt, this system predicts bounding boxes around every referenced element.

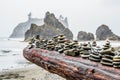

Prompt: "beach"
[0,38,120,80]
[0,38,65,80]
[0,65,65,80]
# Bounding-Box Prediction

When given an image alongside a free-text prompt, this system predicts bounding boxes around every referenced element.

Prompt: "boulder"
[96,24,120,40]
[25,12,73,40]
[77,31,94,41]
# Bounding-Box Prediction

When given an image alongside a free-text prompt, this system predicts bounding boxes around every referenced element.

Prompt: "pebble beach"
[0,65,65,80]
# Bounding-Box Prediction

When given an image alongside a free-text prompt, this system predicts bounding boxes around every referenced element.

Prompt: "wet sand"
[0,65,65,80]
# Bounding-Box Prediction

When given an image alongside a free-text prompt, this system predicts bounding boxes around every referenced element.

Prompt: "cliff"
[25,12,73,40]
[96,24,120,40]
[10,12,69,38]
[10,18,44,38]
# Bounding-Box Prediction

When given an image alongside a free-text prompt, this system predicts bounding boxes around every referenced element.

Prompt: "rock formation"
[25,12,73,40]
[77,31,94,41]
[10,12,69,38]
[10,13,44,38]
[59,15,69,27]
[96,24,120,40]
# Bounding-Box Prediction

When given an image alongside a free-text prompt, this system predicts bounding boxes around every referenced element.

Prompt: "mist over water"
[0,0,120,38]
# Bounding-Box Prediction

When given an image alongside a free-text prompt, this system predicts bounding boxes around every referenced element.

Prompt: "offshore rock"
[10,13,44,38]
[59,15,69,27]
[77,31,94,41]
[25,12,73,40]
[96,24,120,40]
[10,12,70,38]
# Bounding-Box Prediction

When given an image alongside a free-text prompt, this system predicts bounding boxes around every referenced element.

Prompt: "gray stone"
[59,15,69,27]
[96,24,120,40]
[77,31,94,41]
[10,12,70,38]
[10,13,44,38]
[25,12,73,40]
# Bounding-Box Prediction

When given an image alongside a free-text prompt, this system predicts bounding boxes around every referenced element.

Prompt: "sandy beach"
[0,65,65,80]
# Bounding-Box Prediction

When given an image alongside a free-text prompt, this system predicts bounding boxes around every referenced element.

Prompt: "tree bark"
[23,47,120,80]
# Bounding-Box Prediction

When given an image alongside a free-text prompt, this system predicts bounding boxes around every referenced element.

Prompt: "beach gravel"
[0,65,65,80]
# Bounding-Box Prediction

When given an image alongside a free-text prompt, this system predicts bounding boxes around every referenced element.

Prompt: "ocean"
[0,38,120,71]
[0,38,29,71]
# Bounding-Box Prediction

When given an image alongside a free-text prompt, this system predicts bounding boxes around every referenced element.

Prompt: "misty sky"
[0,0,120,38]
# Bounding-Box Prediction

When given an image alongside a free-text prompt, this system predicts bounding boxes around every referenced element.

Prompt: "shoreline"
[0,65,65,80]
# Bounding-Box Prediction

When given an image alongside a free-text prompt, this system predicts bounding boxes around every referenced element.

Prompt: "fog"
[0,0,120,38]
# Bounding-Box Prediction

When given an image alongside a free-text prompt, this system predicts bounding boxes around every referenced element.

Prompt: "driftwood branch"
[23,47,120,80]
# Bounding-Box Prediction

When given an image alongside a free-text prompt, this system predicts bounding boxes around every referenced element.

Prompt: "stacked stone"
[89,41,101,62]
[57,34,66,53]
[40,39,48,49]
[72,40,79,56]
[28,34,120,69]
[64,40,79,56]
[52,35,59,45]
[34,35,40,48]
[92,40,97,47]
[89,52,101,62]
[28,35,41,49]
[46,40,55,51]
[89,49,101,62]
[64,48,75,56]
[28,36,35,49]
[57,34,66,44]
[54,45,61,51]
[63,39,72,50]
[64,39,71,46]
[113,51,120,68]
[72,40,79,48]
[80,43,91,58]
[102,41,111,50]
[52,35,60,51]
[62,39,71,55]
[100,41,115,66]
[87,42,91,48]
[28,36,35,44]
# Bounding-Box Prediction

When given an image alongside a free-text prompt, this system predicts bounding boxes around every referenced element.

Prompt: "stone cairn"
[113,51,120,68]
[80,43,91,58]
[100,40,115,66]
[28,35,120,68]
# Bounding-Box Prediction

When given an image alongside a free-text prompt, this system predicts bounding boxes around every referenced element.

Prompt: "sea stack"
[96,24,120,40]
[77,31,94,41]
[25,12,73,40]
[10,12,72,39]
[10,13,44,38]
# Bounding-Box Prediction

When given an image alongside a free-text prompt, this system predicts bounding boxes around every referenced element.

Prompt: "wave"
[0,37,24,41]
[8,38,24,41]
[1,50,12,53]
[0,48,21,52]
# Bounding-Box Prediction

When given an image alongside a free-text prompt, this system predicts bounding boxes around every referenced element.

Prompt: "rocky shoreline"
[0,65,65,80]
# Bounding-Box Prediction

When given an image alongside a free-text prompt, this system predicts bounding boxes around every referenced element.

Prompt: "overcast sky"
[0,0,120,38]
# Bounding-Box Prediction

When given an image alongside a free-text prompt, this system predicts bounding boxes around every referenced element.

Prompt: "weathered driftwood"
[23,47,120,80]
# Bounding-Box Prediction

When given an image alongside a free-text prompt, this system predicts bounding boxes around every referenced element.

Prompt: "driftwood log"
[23,47,120,80]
